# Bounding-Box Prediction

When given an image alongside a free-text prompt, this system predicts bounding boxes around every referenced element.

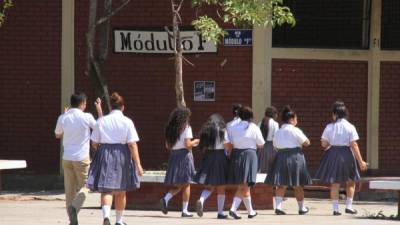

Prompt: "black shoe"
[181,212,193,217]
[103,218,111,225]
[160,198,168,215]
[299,207,310,215]
[345,208,358,214]
[115,223,127,225]
[217,214,228,219]
[229,210,241,219]
[248,212,258,219]
[333,211,342,216]
[275,209,286,215]
[196,200,203,217]
[68,206,78,225]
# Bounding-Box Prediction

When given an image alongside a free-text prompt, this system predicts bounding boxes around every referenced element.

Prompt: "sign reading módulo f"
[114,29,217,54]
[223,29,252,46]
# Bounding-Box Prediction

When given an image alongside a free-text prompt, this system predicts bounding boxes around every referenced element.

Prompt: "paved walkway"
[0,191,398,225]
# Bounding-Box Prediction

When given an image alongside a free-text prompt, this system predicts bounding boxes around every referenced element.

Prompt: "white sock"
[217,195,225,215]
[332,200,339,212]
[116,210,123,224]
[275,197,283,210]
[199,190,212,205]
[242,196,256,215]
[102,205,111,219]
[182,201,190,214]
[230,197,242,212]
[297,201,307,211]
[345,198,353,210]
[164,192,173,205]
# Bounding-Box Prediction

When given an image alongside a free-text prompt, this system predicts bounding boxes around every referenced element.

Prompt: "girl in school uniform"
[265,105,312,215]
[160,107,200,217]
[257,106,279,173]
[87,92,144,225]
[315,101,368,216]
[194,114,229,219]
[225,106,265,219]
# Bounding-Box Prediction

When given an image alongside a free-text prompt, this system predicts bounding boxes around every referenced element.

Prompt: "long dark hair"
[332,100,348,121]
[198,114,226,151]
[260,106,278,140]
[281,105,296,123]
[165,107,191,149]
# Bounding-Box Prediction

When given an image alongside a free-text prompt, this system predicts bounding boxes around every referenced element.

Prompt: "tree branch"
[88,0,131,32]
[182,55,195,67]
[164,26,174,39]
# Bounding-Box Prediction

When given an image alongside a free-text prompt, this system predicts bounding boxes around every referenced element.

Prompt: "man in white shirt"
[54,92,102,225]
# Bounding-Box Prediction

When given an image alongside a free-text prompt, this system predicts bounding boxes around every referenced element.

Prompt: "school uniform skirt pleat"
[228,148,258,187]
[257,141,276,173]
[87,143,140,192]
[314,146,360,183]
[194,149,228,186]
[265,147,312,187]
[164,148,196,185]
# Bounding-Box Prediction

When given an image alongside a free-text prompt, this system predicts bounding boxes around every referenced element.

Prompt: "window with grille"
[272,0,371,49]
[381,0,400,50]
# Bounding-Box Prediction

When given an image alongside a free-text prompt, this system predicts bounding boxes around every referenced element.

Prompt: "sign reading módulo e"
[114,29,217,54]
[223,29,252,46]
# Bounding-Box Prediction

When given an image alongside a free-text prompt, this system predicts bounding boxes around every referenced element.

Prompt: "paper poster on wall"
[194,81,215,101]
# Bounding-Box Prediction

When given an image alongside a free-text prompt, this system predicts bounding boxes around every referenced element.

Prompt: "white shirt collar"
[282,123,294,128]
[68,108,81,113]
[110,110,123,116]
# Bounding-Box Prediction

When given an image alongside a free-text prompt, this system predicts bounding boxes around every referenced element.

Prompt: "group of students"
[55,91,368,225]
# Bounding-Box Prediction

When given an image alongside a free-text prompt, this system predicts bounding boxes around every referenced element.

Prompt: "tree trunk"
[98,0,112,65]
[172,0,186,107]
[86,0,112,112]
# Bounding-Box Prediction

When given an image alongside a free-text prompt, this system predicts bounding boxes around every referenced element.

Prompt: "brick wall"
[0,1,61,174]
[271,59,368,173]
[75,1,252,169]
[379,62,400,175]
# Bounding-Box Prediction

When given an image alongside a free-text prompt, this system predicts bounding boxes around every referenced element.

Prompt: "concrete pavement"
[0,191,398,225]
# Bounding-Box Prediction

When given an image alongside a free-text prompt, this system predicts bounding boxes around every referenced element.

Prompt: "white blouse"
[172,126,193,150]
[91,110,139,144]
[321,118,359,146]
[273,124,308,149]
[214,133,226,150]
[225,121,265,149]
[227,117,241,130]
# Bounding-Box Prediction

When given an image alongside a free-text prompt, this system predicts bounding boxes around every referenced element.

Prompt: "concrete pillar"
[366,0,381,169]
[252,26,272,122]
[60,0,75,174]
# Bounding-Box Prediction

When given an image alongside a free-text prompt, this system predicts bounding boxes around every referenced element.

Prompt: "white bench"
[0,160,27,192]
[370,180,400,216]
[139,170,267,183]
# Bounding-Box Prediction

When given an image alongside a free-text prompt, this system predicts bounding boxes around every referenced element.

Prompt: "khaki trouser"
[62,158,90,219]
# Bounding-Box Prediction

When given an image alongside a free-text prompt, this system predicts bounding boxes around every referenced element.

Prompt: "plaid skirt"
[228,148,258,187]
[194,149,228,185]
[257,141,276,173]
[314,146,360,183]
[164,148,196,185]
[265,147,312,187]
[87,143,140,192]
